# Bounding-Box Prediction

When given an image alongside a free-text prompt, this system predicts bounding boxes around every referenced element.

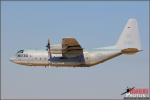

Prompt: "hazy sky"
[1,1,149,99]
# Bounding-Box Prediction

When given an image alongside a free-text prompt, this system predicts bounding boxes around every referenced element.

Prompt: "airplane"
[10,18,142,67]
[121,87,135,95]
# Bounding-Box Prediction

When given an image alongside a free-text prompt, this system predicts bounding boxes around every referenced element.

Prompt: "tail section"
[116,18,141,54]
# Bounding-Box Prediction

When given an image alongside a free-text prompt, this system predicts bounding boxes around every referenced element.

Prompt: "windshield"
[17,50,24,53]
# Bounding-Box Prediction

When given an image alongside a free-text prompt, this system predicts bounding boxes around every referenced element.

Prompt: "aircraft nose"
[10,57,15,62]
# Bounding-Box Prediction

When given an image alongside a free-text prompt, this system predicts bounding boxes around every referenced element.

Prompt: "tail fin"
[116,18,141,54]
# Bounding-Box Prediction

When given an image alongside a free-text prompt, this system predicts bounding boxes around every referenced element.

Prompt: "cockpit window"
[17,50,24,53]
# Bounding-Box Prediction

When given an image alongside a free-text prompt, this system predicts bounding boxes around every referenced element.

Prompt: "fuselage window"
[17,54,21,57]
[25,54,28,57]
[17,54,28,57]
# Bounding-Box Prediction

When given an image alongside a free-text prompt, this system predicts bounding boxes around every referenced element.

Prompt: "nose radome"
[10,57,15,62]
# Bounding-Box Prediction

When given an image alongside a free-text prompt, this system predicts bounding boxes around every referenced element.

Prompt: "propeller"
[46,38,52,61]
[46,39,50,50]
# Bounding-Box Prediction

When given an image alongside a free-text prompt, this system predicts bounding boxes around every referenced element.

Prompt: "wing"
[62,38,83,57]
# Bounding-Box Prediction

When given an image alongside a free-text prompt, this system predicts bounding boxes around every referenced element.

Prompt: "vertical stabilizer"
[116,18,141,53]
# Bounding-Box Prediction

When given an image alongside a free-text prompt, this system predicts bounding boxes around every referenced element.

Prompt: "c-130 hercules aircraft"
[10,18,142,67]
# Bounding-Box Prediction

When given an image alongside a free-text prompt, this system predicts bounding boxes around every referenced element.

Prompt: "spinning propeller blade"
[46,38,52,60]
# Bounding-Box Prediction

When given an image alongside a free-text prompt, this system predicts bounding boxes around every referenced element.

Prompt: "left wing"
[62,38,83,58]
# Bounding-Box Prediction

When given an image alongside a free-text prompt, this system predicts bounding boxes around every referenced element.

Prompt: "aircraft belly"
[50,62,83,67]
[49,56,86,67]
